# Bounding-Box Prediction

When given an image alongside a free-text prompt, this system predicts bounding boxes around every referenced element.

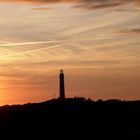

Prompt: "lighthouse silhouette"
[59,69,65,99]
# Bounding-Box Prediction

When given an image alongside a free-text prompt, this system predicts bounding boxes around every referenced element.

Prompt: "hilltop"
[0,98,140,139]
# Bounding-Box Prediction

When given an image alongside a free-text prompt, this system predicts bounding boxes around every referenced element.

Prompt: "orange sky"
[0,0,140,105]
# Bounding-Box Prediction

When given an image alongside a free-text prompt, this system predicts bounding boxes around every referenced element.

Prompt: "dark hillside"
[0,98,140,139]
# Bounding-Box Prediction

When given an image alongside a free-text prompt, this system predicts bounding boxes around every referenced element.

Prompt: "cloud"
[116,8,140,12]
[74,0,140,10]
[0,0,139,12]
[0,0,140,6]
[0,0,79,4]
[32,7,51,11]
[129,29,140,33]
[74,1,122,10]
[120,28,140,34]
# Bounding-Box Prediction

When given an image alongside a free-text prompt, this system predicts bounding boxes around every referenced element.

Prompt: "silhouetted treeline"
[0,98,140,139]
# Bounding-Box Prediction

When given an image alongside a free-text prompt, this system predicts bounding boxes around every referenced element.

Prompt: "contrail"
[0,44,61,58]
[0,40,61,47]
[0,37,112,47]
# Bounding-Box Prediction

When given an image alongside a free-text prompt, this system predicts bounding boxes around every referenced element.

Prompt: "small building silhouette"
[59,69,65,99]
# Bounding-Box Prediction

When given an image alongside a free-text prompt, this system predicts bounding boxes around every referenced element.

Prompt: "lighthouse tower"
[59,69,65,99]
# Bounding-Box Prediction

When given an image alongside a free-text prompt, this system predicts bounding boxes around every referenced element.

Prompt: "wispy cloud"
[120,28,140,34]
[0,0,140,7]
[130,29,140,33]
[32,7,51,11]
[0,0,79,4]
[74,1,122,10]
[74,0,140,10]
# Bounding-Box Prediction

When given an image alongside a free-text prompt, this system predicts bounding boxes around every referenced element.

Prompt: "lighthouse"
[59,69,65,99]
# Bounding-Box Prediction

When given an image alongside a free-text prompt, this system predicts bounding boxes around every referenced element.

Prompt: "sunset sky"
[0,0,140,105]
